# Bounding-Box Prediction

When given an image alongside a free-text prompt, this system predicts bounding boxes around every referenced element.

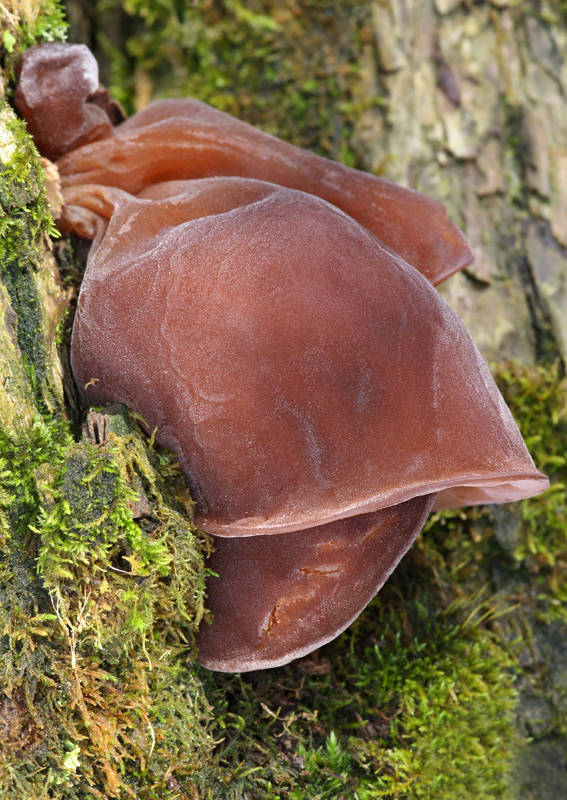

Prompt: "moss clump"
[1,0,66,75]
[0,104,58,394]
[0,406,215,799]
[2,5,217,794]
[201,558,518,800]
[497,362,567,604]
[420,361,567,797]
[81,0,371,165]
[36,406,210,644]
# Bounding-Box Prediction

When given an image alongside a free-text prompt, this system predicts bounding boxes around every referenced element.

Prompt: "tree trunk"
[354,0,566,366]
[2,1,566,798]
[1,8,212,799]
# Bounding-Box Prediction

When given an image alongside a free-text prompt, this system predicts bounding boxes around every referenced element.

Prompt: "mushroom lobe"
[14,43,119,162]
[198,495,436,672]
[70,177,547,540]
[14,42,472,283]
[57,97,472,285]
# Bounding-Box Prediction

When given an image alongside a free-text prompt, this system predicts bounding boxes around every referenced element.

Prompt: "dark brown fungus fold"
[198,496,436,672]
[56,99,472,285]
[15,43,472,284]
[15,43,548,671]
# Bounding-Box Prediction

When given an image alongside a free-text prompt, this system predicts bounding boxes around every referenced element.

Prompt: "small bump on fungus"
[15,43,548,672]
[14,43,124,162]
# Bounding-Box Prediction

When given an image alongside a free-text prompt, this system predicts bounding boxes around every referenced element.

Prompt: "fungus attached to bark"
[16,42,472,285]
[14,42,123,162]
[15,44,548,672]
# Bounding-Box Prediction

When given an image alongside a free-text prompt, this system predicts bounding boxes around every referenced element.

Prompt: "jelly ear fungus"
[15,43,548,672]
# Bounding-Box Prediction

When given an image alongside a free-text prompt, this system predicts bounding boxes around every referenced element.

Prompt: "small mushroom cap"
[70,177,547,538]
[15,42,117,161]
[58,98,472,285]
[198,494,436,672]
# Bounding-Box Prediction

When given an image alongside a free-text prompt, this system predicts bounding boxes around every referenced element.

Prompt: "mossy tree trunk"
[2,2,566,799]
[1,7,214,799]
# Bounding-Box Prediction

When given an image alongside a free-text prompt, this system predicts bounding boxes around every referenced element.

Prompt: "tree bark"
[354,0,566,366]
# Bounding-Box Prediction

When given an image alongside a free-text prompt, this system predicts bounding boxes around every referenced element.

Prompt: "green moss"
[497,363,566,584]
[201,560,518,799]
[0,406,215,799]
[0,4,219,795]
[21,0,67,46]
[1,0,66,78]
[87,0,371,164]
[0,104,59,397]
[420,362,567,795]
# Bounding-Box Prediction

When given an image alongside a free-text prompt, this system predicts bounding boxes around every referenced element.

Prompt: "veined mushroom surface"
[15,42,548,672]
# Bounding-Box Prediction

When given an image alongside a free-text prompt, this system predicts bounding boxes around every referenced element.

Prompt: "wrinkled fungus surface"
[16,43,548,672]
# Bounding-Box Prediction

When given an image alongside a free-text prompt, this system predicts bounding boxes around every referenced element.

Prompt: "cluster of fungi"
[15,43,547,672]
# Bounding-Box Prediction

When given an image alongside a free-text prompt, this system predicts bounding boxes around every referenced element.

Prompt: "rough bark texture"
[354,0,566,366]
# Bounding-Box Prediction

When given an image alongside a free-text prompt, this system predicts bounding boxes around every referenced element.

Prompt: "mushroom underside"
[198,494,436,672]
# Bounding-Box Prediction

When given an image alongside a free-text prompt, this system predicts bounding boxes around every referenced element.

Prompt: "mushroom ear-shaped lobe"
[15,43,119,161]
[198,495,436,672]
[70,176,547,537]
[58,98,472,285]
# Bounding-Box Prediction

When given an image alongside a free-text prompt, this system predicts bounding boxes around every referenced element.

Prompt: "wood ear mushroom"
[16,43,548,672]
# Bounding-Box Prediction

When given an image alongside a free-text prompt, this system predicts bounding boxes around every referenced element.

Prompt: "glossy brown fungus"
[16,43,472,285]
[15,44,548,672]
[14,42,123,162]
[198,497,436,672]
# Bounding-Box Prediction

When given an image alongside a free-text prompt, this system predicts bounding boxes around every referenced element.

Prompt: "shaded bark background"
[356,0,566,367]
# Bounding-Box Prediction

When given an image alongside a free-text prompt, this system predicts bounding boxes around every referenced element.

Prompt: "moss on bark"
[1,4,215,797]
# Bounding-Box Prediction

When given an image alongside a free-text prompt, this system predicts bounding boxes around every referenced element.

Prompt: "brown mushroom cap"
[198,495,435,672]
[14,43,117,161]
[70,177,547,540]
[57,98,472,285]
